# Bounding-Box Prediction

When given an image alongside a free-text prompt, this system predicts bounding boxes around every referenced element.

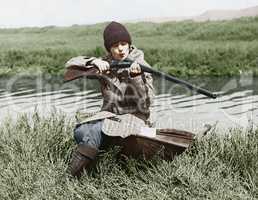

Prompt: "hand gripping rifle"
[64,58,217,99]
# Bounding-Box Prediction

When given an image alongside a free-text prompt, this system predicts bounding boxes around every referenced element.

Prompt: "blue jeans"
[74,120,106,149]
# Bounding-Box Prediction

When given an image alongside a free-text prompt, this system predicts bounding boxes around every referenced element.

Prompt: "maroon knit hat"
[103,21,132,51]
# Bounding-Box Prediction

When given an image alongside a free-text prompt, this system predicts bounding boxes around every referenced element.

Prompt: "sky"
[1,0,258,28]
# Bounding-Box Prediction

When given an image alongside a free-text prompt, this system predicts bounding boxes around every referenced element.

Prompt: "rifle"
[64,58,217,99]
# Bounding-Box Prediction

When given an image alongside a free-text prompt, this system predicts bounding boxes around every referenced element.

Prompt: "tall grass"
[0,112,257,199]
[0,17,258,76]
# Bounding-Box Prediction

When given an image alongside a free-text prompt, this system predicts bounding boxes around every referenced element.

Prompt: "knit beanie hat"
[103,21,132,51]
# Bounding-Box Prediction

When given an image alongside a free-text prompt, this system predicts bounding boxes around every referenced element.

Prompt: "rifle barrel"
[110,60,217,99]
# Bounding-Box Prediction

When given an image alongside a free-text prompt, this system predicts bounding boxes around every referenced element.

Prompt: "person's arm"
[128,50,155,107]
[66,56,111,74]
[65,56,97,69]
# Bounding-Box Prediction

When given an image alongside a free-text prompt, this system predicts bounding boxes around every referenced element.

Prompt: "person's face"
[110,41,129,61]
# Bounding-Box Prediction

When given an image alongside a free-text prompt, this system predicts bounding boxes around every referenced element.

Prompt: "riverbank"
[0,112,257,199]
[0,17,258,77]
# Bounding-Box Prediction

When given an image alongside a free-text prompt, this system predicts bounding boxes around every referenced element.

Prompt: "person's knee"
[73,122,104,149]
[74,124,91,145]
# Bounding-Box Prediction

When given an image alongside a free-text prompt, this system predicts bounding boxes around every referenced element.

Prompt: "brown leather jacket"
[65,46,154,121]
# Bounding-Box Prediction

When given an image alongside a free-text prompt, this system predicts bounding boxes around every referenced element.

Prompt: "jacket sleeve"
[128,50,155,106]
[65,56,97,69]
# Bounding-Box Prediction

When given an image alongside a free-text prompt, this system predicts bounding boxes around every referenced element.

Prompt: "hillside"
[130,6,258,23]
[195,5,258,21]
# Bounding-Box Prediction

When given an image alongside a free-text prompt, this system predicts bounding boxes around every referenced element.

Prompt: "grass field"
[0,17,258,76]
[0,112,257,199]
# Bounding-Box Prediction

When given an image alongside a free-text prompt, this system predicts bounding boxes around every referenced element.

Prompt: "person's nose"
[118,44,123,51]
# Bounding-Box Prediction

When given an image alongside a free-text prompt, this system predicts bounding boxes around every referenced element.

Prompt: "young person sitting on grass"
[65,21,154,178]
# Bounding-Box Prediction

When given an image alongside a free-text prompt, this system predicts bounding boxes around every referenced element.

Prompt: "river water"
[0,72,257,134]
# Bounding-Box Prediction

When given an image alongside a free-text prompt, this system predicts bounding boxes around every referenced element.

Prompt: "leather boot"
[69,144,98,178]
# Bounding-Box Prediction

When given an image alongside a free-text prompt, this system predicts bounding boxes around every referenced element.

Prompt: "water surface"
[0,72,257,133]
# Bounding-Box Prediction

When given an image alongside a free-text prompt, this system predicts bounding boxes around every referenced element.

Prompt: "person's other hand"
[129,62,142,77]
[91,59,110,73]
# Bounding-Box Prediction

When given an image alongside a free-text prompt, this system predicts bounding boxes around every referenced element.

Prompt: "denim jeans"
[74,120,106,149]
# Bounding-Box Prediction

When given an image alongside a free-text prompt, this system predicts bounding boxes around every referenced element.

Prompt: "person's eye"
[112,43,119,48]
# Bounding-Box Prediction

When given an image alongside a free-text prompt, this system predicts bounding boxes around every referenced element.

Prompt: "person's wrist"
[90,58,98,65]
[85,58,97,66]
[129,72,141,78]
[129,72,143,81]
